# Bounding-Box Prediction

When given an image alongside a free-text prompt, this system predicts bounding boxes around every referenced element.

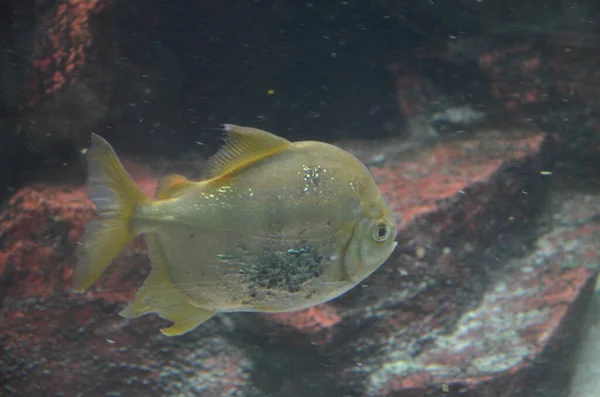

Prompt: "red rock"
[263,304,342,345]
[28,0,109,106]
[0,186,89,300]
[362,266,595,396]
[388,64,438,118]
[0,160,159,304]
[391,33,600,166]
[368,132,546,230]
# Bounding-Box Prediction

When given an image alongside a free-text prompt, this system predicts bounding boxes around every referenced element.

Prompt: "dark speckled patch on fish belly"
[241,240,325,287]
[215,236,337,310]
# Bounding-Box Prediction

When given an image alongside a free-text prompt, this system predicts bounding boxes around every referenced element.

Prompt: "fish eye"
[373,222,391,242]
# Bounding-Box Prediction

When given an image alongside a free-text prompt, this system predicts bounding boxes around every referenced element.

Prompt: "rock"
[27,0,109,107]
[363,265,596,397]
[570,290,600,397]
[389,28,600,168]
[515,172,600,397]
[1,129,597,397]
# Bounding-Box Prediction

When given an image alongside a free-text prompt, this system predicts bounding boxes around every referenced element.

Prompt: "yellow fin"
[72,134,149,292]
[206,124,292,179]
[119,233,214,336]
[155,174,195,200]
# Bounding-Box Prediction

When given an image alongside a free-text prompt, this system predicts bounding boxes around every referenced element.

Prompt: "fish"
[72,124,397,336]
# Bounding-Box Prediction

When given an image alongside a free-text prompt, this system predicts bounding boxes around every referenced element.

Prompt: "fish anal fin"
[119,234,214,336]
[206,124,292,179]
[155,174,195,200]
[159,308,214,336]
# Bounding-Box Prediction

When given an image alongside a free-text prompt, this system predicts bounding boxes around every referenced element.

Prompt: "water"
[1,1,599,396]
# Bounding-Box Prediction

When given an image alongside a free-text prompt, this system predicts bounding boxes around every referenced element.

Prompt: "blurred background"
[1,0,598,198]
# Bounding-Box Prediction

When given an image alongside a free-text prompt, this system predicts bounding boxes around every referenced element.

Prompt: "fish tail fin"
[72,133,149,293]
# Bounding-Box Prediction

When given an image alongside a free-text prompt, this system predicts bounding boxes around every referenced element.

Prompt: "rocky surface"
[570,285,600,397]
[534,174,600,397]
[1,126,598,397]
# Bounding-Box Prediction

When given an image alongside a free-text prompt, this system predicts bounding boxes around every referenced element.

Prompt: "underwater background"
[1,0,599,396]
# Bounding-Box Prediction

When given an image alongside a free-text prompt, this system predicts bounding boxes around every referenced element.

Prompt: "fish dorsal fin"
[155,174,195,199]
[206,124,292,179]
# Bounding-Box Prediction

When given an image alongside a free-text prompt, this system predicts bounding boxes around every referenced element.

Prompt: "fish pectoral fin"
[323,281,348,289]
[119,233,214,336]
[155,174,196,200]
[321,281,351,296]
[205,124,292,179]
